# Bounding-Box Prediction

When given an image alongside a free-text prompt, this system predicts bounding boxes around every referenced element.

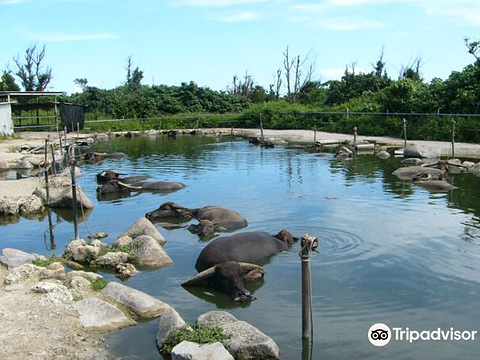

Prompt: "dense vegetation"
[3,40,480,142]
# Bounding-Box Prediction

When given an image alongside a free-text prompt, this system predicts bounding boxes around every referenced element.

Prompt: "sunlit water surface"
[2,135,480,360]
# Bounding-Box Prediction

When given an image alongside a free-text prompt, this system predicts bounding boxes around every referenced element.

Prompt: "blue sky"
[1,0,479,94]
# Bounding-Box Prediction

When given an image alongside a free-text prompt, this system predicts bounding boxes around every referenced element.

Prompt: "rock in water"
[121,218,166,246]
[74,298,132,332]
[172,341,234,360]
[0,248,36,269]
[131,235,173,268]
[102,282,170,318]
[157,307,191,349]
[197,311,280,360]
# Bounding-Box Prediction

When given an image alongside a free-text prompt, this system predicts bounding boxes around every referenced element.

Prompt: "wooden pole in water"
[259,114,265,142]
[77,122,80,140]
[313,125,317,145]
[403,118,407,149]
[69,147,79,240]
[300,235,319,340]
[451,118,456,159]
[50,136,56,175]
[353,126,358,150]
[230,125,234,137]
[44,139,50,206]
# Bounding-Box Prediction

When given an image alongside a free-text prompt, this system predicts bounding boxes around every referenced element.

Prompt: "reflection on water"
[2,135,480,360]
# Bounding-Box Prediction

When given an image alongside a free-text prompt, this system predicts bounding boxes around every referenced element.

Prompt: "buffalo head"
[274,229,300,247]
[187,219,226,238]
[182,261,263,303]
[97,180,142,195]
[145,202,193,222]
[96,170,122,183]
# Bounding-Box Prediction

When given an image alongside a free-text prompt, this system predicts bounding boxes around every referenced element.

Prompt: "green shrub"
[90,278,108,291]
[32,257,56,267]
[160,325,228,355]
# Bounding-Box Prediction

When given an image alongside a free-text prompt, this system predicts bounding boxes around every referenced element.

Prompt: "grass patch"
[160,324,229,355]
[32,256,56,267]
[111,244,135,254]
[73,295,83,302]
[89,278,108,291]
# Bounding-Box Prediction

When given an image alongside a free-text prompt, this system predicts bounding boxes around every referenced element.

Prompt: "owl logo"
[371,329,389,341]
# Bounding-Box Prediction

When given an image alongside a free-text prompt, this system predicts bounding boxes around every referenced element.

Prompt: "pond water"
[2,135,480,360]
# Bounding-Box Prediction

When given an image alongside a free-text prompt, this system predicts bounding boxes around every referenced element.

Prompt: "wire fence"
[13,111,480,143]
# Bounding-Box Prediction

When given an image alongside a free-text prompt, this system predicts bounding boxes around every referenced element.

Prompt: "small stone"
[94,252,130,267]
[171,341,234,360]
[116,263,138,278]
[0,197,21,215]
[65,270,103,283]
[463,161,475,168]
[112,235,132,248]
[30,282,63,293]
[12,159,34,169]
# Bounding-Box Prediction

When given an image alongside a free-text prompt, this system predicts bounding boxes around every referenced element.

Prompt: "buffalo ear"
[214,224,227,232]
[243,268,264,282]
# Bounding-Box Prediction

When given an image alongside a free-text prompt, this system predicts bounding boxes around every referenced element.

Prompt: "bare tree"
[464,37,480,63]
[275,69,282,101]
[283,46,294,103]
[398,56,422,81]
[229,71,254,97]
[12,44,52,91]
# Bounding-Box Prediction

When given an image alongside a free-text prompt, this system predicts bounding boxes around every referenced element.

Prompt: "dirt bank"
[0,265,109,360]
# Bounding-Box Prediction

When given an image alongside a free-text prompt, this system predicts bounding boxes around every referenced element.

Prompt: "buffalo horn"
[181,262,263,286]
[117,181,142,190]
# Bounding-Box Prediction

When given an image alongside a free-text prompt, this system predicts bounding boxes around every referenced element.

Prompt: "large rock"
[172,341,234,360]
[131,235,173,268]
[4,264,42,285]
[375,150,391,159]
[48,187,94,209]
[197,311,280,360]
[19,195,44,213]
[12,158,34,169]
[102,282,170,318]
[405,145,440,159]
[74,297,132,332]
[0,197,21,215]
[1,248,36,269]
[121,218,166,246]
[157,307,191,349]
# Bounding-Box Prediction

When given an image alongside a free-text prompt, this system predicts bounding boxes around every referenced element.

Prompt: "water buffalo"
[97,180,185,195]
[83,152,125,162]
[413,174,457,192]
[96,169,149,184]
[392,164,446,180]
[182,230,301,302]
[145,202,248,237]
[335,146,353,160]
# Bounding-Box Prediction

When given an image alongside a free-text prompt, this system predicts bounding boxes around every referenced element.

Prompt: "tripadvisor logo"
[368,323,478,346]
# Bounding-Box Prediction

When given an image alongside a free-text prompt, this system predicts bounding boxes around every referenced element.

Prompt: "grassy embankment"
[81,102,480,143]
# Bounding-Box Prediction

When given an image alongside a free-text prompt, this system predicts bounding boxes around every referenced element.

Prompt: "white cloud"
[172,0,267,7]
[210,11,260,21]
[30,32,119,42]
[421,1,480,26]
[320,67,369,80]
[315,18,386,30]
[0,0,26,4]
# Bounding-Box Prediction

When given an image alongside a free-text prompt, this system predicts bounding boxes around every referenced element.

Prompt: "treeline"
[3,40,480,142]
[65,81,252,120]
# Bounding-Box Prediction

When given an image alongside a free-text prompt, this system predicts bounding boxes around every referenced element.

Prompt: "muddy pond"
[2,135,480,359]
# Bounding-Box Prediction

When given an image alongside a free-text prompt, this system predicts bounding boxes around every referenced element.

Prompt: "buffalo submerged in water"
[145,202,248,237]
[181,230,312,303]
